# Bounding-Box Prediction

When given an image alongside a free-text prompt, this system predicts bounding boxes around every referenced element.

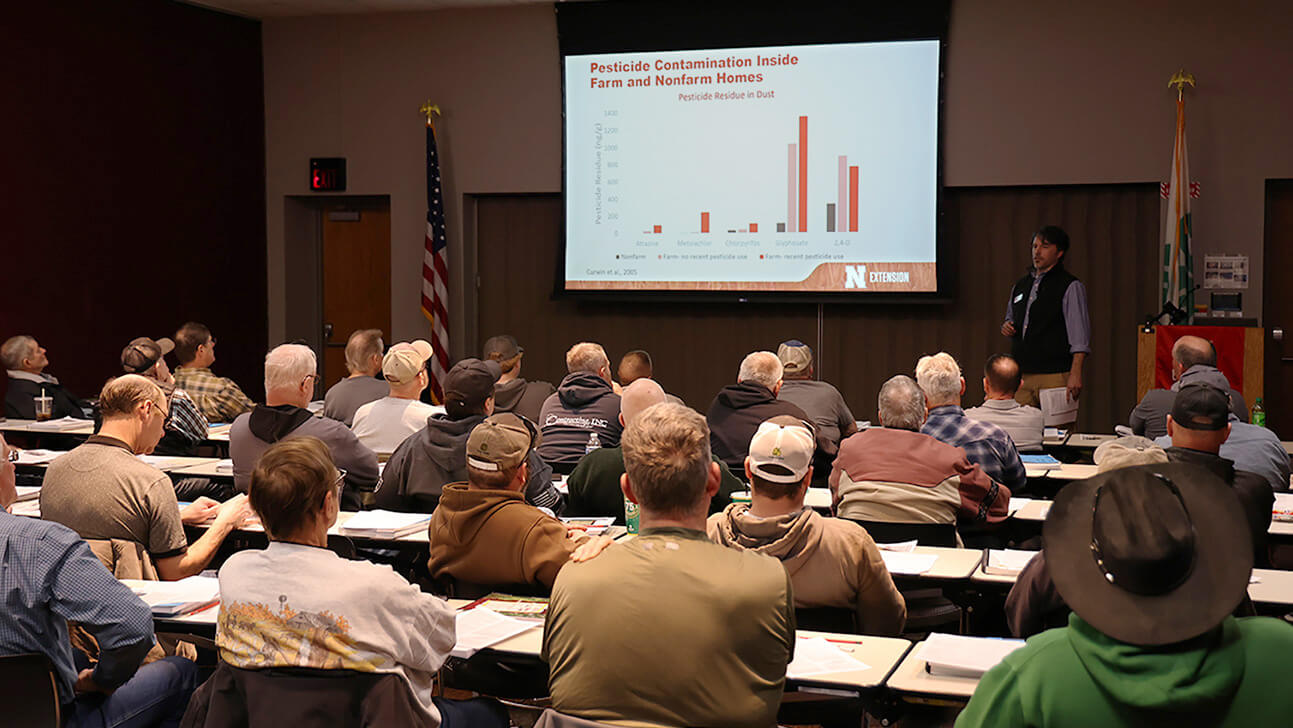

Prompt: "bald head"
[620,378,667,426]
[1171,336,1215,379]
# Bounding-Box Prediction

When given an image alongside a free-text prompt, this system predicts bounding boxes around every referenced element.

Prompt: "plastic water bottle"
[584,431,601,455]
[1252,398,1266,428]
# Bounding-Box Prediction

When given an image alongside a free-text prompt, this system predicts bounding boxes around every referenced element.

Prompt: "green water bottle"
[1252,397,1266,428]
[624,497,640,534]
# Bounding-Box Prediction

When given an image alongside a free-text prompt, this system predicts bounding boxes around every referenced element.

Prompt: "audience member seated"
[616,349,684,405]
[1153,410,1290,493]
[963,354,1043,452]
[379,358,562,513]
[216,437,508,728]
[774,340,857,478]
[708,416,906,635]
[121,336,209,454]
[322,328,388,426]
[351,340,438,457]
[484,334,555,423]
[230,344,378,510]
[566,379,741,523]
[544,403,793,727]
[1129,334,1247,439]
[707,350,810,473]
[538,342,624,472]
[2,334,89,419]
[427,413,612,592]
[173,321,255,422]
[958,464,1293,728]
[830,375,1009,529]
[0,433,198,727]
[917,352,1027,495]
[41,375,251,580]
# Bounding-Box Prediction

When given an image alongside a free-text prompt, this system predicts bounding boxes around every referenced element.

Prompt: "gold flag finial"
[419,101,441,127]
[1168,70,1195,100]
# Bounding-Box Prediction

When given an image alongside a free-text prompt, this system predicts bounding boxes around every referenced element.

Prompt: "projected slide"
[564,40,940,293]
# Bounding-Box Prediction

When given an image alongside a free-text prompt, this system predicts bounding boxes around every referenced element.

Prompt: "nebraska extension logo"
[844,264,868,289]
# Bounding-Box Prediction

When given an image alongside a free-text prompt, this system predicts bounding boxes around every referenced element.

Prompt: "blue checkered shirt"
[922,405,1027,493]
[0,510,154,704]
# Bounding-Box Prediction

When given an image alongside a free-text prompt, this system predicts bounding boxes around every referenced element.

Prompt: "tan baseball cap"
[777,340,812,374]
[466,413,540,472]
[121,337,175,374]
[1093,436,1168,473]
[748,415,815,484]
[382,340,433,385]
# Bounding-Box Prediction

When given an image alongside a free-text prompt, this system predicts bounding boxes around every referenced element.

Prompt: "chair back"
[326,534,358,560]
[847,520,957,547]
[534,707,621,728]
[794,607,858,634]
[181,662,423,728]
[0,653,61,728]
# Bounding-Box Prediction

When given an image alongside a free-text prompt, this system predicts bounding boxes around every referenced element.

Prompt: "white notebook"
[880,551,938,575]
[339,510,432,539]
[920,633,1025,678]
[124,576,220,617]
[983,549,1038,576]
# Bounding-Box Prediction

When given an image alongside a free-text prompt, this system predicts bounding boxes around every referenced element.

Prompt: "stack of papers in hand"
[880,551,939,575]
[27,417,88,431]
[787,637,872,679]
[983,549,1038,576]
[920,633,1025,678]
[15,449,68,465]
[339,510,431,539]
[126,576,220,617]
[560,516,615,536]
[451,606,536,659]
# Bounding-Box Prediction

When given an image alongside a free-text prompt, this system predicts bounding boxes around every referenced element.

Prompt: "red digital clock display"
[309,158,346,191]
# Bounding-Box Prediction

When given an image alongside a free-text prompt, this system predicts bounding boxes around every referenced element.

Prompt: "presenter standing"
[1000,225,1090,408]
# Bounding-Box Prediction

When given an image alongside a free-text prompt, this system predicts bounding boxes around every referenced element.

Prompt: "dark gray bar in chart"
[826,204,836,232]
[776,222,786,233]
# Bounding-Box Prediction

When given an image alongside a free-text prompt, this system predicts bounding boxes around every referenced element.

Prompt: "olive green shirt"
[543,527,794,728]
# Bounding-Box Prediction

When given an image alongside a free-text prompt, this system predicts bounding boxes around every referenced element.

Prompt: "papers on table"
[1007,497,1035,516]
[787,637,871,679]
[27,416,89,431]
[214,459,234,473]
[10,500,41,517]
[137,455,186,470]
[15,449,68,465]
[561,516,615,536]
[983,549,1039,576]
[125,576,220,617]
[880,551,939,575]
[468,594,549,621]
[1040,387,1078,427]
[338,510,432,539]
[920,633,1025,678]
[451,606,536,659]
[876,540,918,553]
[14,486,40,503]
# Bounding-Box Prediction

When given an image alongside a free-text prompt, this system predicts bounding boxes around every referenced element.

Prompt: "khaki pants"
[1015,372,1069,408]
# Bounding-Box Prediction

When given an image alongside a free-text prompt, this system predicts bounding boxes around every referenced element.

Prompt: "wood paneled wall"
[0,0,267,402]
[474,184,1159,433]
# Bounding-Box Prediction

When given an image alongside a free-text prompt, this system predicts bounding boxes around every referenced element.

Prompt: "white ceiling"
[186,0,551,19]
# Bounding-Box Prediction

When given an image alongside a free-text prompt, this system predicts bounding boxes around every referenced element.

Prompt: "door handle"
[1275,327,1284,342]
[323,322,335,342]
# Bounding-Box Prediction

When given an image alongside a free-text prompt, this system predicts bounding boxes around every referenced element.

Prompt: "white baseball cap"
[747,416,815,484]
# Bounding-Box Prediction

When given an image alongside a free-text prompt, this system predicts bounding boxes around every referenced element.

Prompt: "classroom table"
[1023,463,1099,481]
[884,642,980,702]
[732,487,832,510]
[889,546,985,582]
[1247,569,1293,607]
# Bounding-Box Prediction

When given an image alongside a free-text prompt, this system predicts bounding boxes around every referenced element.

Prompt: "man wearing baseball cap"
[121,336,209,456]
[958,463,1293,727]
[483,334,554,424]
[350,340,438,458]
[427,413,611,590]
[708,416,905,636]
[378,358,563,514]
[774,340,857,481]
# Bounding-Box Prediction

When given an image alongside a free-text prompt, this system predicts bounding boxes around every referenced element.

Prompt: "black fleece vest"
[1009,265,1077,374]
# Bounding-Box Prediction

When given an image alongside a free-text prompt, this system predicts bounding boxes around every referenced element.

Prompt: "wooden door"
[1263,181,1293,438]
[322,204,391,391]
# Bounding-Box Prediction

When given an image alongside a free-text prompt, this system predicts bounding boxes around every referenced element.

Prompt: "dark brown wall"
[476,185,1159,434]
[0,0,267,404]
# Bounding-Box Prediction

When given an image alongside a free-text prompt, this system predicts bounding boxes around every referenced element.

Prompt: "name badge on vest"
[1013,293,1024,303]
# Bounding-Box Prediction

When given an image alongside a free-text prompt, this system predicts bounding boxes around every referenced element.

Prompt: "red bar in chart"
[837,156,848,233]
[798,116,808,233]
[848,166,859,232]
[749,223,758,233]
[653,225,661,234]
[701,212,710,233]
[787,144,797,232]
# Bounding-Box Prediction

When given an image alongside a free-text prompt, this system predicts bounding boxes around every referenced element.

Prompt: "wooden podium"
[1137,325,1263,405]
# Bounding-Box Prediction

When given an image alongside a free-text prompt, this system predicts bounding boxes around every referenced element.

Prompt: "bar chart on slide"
[564,40,939,291]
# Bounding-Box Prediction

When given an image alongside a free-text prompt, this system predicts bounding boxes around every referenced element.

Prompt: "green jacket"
[565,446,742,524]
[956,614,1293,728]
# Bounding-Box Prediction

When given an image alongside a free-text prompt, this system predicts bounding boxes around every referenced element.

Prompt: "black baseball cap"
[1171,383,1230,431]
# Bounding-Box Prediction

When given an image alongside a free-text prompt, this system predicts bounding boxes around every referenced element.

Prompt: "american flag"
[422,119,450,404]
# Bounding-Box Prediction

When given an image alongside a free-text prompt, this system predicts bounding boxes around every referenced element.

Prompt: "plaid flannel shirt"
[166,387,208,443]
[173,367,254,423]
[922,405,1027,493]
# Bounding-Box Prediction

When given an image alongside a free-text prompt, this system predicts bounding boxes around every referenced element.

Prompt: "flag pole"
[419,100,450,405]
